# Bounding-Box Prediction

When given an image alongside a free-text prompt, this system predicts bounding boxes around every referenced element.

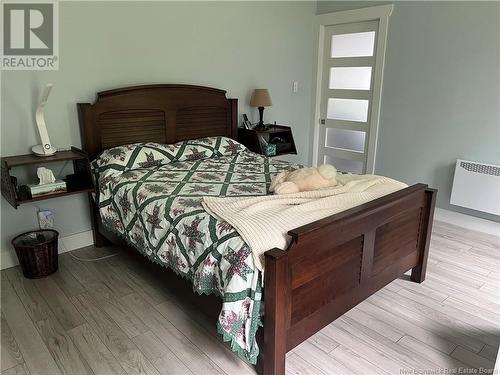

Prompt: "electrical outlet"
[38,210,54,229]
[292,81,299,93]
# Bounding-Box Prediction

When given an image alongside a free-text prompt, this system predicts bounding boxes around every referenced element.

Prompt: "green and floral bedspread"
[91,137,296,364]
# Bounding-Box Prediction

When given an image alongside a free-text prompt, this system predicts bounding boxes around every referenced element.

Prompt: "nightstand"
[1,147,94,208]
[238,125,297,157]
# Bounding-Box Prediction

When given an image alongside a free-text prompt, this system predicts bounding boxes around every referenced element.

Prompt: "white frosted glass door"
[327,98,369,122]
[329,67,372,90]
[326,128,366,152]
[330,31,376,58]
[317,20,379,174]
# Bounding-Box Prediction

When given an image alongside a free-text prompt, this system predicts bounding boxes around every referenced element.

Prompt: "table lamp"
[250,89,272,130]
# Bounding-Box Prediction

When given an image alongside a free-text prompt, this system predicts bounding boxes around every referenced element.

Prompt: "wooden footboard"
[262,184,437,375]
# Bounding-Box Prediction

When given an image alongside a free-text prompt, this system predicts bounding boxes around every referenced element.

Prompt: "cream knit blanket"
[202,174,407,271]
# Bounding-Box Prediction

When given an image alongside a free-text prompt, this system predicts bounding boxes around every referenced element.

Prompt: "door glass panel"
[327,98,369,122]
[325,155,364,174]
[326,128,366,153]
[331,31,376,58]
[329,67,372,90]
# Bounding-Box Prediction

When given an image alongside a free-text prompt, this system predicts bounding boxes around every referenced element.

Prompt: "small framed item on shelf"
[242,114,252,129]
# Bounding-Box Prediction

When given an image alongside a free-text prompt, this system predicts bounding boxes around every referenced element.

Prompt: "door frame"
[309,4,393,172]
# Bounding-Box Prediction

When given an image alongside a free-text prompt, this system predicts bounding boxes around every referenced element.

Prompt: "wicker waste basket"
[11,229,59,279]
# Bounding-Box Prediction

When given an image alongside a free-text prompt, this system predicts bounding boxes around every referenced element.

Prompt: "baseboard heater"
[450,159,500,216]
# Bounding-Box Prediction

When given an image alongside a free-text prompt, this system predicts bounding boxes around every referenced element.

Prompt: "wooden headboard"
[77,84,238,160]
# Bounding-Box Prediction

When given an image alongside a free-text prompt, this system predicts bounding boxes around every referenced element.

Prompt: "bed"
[78,84,437,375]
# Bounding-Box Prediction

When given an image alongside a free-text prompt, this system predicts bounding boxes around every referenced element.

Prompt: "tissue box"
[264,144,277,157]
[28,180,67,197]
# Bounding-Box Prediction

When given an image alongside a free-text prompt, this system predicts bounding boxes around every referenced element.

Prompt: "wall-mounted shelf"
[1,147,94,209]
[238,124,297,157]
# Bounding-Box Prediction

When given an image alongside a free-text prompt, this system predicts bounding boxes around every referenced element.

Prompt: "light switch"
[292,81,299,93]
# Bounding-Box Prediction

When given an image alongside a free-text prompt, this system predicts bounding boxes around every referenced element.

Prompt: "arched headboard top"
[77,84,238,160]
[96,84,228,99]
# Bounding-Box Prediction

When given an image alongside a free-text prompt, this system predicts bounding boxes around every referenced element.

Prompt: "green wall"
[0,1,315,267]
[317,1,500,221]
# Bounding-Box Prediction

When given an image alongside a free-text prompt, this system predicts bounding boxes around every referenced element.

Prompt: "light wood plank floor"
[1,221,499,375]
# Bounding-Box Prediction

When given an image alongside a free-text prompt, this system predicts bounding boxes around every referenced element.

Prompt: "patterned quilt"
[91,137,297,364]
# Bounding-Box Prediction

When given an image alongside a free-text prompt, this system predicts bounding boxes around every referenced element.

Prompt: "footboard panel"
[372,206,422,276]
[290,236,363,325]
[262,184,436,375]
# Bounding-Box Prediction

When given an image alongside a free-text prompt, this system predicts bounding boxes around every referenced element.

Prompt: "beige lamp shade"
[250,89,272,107]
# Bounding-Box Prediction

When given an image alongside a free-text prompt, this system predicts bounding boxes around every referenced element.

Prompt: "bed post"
[88,194,109,247]
[263,248,289,375]
[228,98,238,140]
[411,188,437,283]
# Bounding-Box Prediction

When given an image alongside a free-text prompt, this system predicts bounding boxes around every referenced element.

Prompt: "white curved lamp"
[32,83,57,156]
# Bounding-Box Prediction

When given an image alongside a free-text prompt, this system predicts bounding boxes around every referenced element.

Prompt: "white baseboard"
[0,230,94,270]
[434,208,500,237]
[60,230,94,252]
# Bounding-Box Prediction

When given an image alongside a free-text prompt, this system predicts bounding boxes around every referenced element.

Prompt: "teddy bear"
[269,164,338,194]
